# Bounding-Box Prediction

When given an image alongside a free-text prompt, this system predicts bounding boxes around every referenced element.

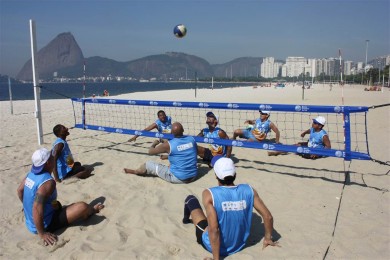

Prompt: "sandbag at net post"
[70,98,373,161]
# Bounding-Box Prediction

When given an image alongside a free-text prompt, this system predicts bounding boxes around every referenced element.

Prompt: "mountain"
[16,32,263,81]
[212,57,263,78]
[17,32,84,80]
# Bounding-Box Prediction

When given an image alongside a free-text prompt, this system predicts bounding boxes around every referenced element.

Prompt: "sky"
[0,0,389,77]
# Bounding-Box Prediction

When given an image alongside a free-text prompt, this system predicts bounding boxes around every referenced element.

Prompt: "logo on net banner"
[155,133,164,138]
[108,99,116,104]
[296,147,310,154]
[335,150,345,158]
[231,141,244,147]
[173,102,182,107]
[334,106,343,113]
[128,100,136,105]
[295,105,309,112]
[98,126,106,131]
[115,129,123,134]
[204,138,214,144]
[198,102,209,108]
[259,104,272,111]
[149,101,158,106]
[135,131,143,136]
[227,103,239,109]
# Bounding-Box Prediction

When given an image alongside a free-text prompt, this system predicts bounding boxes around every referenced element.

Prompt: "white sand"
[0,84,389,259]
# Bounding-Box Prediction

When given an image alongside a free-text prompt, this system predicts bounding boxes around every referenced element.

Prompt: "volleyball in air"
[173,24,187,38]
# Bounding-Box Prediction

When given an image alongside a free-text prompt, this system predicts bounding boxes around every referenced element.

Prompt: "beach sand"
[0,84,389,259]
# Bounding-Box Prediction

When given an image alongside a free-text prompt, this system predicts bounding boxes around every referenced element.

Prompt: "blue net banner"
[71,98,371,161]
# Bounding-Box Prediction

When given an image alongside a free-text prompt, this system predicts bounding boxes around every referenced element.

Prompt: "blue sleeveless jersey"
[202,184,254,256]
[155,116,172,133]
[52,137,72,179]
[168,136,197,180]
[23,171,57,234]
[202,127,226,156]
[308,128,328,148]
[251,119,272,141]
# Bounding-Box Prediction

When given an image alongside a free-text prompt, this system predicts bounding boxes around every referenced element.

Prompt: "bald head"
[171,122,184,137]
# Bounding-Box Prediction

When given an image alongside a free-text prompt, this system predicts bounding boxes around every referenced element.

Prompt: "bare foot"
[123,168,136,174]
[93,203,104,213]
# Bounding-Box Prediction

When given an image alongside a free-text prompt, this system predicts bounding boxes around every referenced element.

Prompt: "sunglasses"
[260,112,268,115]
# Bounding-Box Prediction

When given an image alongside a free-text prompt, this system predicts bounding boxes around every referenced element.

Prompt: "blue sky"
[0,0,389,77]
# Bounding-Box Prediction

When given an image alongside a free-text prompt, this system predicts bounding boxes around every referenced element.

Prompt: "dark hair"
[217,175,236,185]
[53,124,63,137]
[157,110,166,116]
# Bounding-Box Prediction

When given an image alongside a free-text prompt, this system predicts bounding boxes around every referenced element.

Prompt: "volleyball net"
[71,98,371,161]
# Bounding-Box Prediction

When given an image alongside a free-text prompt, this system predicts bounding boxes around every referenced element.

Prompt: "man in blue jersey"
[52,124,93,182]
[16,148,104,246]
[232,110,280,143]
[197,111,232,166]
[124,122,198,184]
[182,157,279,258]
[297,116,331,159]
[128,110,172,142]
[232,110,283,156]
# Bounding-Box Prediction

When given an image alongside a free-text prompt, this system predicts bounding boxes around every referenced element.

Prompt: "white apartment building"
[284,57,307,77]
[260,57,280,78]
[344,61,353,76]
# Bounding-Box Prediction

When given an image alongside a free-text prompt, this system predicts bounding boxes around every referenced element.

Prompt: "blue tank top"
[23,171,57,234]
[251,119,272,141]
[155,116,172,133]
[202,127,226,156]
[308,128,328,148]
[52,137,72,180]
[168,136,197,180]
[202,184,254,256]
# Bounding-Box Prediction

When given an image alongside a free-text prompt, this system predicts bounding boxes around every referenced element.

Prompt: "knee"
[184,195,201,212]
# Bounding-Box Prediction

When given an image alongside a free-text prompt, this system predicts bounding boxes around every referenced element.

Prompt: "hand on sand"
[40,232,58,246]
[262,238,281,250]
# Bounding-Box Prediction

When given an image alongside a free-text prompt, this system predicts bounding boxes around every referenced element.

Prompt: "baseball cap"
[206,111,217,119]
[313,116,326,125]
[214,157,236,180]
[259,110,270,115]
[31,148,51,174]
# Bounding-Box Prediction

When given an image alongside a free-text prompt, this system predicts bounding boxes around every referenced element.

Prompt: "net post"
[343,110,352,161]
[82,98,86,129]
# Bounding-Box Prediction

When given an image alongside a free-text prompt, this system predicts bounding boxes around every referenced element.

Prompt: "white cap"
[31,148,51,174]
[259,110,270,115]
[214,157,236,180]
[313,116,326,125]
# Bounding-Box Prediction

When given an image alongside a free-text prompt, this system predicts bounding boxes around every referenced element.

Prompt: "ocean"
[0,81,253,101]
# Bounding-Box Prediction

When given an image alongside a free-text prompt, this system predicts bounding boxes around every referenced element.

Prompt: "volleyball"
[173,24,187,38]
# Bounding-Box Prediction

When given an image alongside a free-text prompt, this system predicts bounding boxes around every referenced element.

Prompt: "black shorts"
[64,162,85,179]
[46,202,69,232]
[202,149,213,163]
[195,219,208,249]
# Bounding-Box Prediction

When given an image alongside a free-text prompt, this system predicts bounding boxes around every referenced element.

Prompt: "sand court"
[0,84,389,259]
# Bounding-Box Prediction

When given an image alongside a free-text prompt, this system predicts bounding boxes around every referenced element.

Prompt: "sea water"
[0,81,253,101]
